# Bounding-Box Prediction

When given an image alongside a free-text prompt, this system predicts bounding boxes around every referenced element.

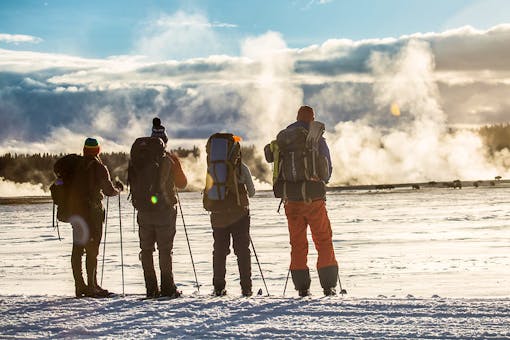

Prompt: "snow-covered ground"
[1,187,509,338]
[2,295,509,338]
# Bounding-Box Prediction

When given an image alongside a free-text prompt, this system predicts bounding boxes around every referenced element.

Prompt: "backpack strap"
[233,162,241,206]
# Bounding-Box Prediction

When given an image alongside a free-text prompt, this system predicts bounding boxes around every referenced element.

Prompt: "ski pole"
[118,194,125,296]
[133,206,136,233]
[333,241,347,295]
[249,235,270,296]
[52,203,61,241]
[100,197,109,286]
[283,268,290,296]
[338,272,347,295]
[176,191,200,292]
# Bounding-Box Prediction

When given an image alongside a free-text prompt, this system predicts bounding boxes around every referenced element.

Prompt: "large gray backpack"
[272,121,329,201]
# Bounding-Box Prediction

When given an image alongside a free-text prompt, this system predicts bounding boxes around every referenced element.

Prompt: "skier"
[269,105,338,297]
[129,118,188,298]
[203,133,256,297]
[71,137,122,298]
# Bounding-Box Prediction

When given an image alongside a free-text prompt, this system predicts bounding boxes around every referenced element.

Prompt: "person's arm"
[169,153,188,189]
[97,163,120,196]
[319,137,333,183]
[241,163,256,197]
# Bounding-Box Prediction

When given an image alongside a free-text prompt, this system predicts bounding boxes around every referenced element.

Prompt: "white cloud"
[1,24,510,185]
[135,11,236,61]
[0,33,43,44]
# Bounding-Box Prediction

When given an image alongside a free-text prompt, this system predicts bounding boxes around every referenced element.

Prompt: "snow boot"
[161,286,181,299]
[75,283,88,298]
[318,265,338,295]
[242,289,252,297]
[291,269,311,295]
[214,288,227,297]
[323,287,336,296]
[146,288,161,299]
[160,275,180,298]
[299,289,311,297]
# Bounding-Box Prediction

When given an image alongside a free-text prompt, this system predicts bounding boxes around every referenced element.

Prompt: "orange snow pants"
[284,199,337,271]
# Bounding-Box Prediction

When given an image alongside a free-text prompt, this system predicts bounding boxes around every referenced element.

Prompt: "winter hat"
[296,105,315,123]
[151,117,168,144]
[83,137,100,156]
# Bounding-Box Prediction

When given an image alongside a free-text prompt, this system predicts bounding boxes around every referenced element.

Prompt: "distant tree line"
[478,123,510,153]
[0,145,270,190]
[0,152,132,190]
[2,124,508,190]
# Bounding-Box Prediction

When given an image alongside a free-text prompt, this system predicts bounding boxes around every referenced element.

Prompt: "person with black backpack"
[51,137,122,298]
[265,105,338,297]
[128,118,187,299]
[203,133,255,297]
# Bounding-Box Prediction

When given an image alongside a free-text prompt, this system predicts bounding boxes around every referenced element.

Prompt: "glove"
[114,179,125,192]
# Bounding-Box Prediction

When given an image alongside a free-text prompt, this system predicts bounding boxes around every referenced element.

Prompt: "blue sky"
[1,0,510,58]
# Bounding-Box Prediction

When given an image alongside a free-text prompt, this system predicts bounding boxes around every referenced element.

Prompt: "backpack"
[269,121,330,200]
[50,154,92,222]
[203,133,246,212]
[128,137,168,211]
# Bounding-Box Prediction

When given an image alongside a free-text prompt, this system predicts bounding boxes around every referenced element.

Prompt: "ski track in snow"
[1,295,509,339]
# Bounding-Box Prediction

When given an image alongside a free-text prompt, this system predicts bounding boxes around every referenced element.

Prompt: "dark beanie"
[297,105,315,123]
[151,117,168,144]
[83,137,100,156]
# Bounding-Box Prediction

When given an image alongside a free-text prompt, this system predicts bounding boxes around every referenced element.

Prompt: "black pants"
[212,214,252,292]
[138,213,177,296]
[71,211,104,289]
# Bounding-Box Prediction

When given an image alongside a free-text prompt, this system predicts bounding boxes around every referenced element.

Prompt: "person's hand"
[114,178,125,192]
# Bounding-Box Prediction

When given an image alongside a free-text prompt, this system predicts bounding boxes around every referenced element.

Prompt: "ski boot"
[214,288,227,297]
[298,289,311,297]
[75,284,89,298]
[323,287,336,296]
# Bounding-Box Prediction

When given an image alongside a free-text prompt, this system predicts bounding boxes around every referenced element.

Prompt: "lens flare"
[150,195,158,204]
[205,173,214,190]
[391,103,401,116]
[69,215,90,246]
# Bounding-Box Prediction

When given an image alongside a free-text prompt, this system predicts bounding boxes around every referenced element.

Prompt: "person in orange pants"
[285,199,338,296]
[281,106,338,296]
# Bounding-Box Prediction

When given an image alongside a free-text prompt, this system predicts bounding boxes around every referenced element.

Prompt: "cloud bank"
[0,33,43,44]
[1,21,510,186]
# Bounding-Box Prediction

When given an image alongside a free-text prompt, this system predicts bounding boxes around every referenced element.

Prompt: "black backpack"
[203,133,246,212]
[50,154,91,222]
[128,137,168,211]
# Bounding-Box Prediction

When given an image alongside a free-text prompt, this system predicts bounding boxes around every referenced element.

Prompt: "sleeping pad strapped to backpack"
[50,154,92,222]
[128,137,168,211]
[203,133,247,212]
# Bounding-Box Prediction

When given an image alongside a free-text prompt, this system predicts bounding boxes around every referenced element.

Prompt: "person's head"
[296,105,315,123]
[151,116,168,144]
[83,137,100,157]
